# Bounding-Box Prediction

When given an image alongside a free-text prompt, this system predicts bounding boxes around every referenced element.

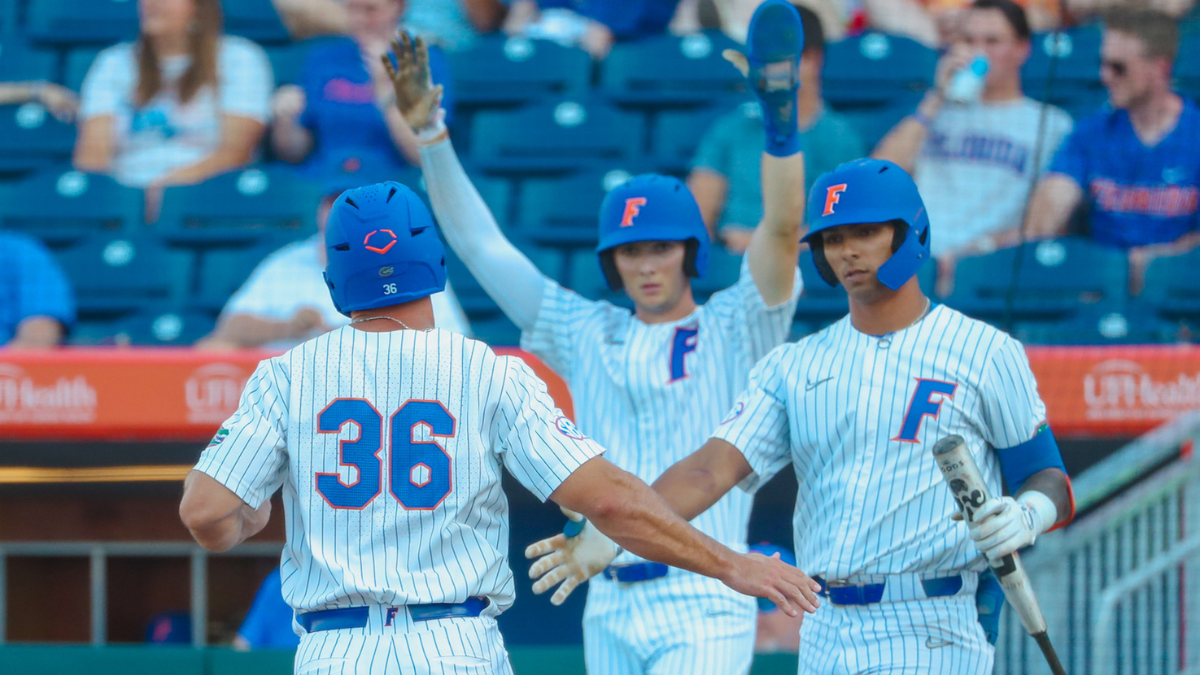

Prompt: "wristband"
[415,112,449,146]
[911,109,935,129]
[1018,491,1057,536]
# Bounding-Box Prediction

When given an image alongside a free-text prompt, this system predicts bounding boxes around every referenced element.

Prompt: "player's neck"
[349,298,436,332]
[847,280,929,336]
[634,291,698,325]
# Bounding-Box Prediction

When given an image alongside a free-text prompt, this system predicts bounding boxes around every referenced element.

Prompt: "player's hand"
[381,31,444,132]
[959,496,1043,561]
[720,552,821,618]
[525,508,618,606]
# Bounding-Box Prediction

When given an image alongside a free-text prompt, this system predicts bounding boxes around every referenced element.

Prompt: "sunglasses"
[1101,59,1129,77]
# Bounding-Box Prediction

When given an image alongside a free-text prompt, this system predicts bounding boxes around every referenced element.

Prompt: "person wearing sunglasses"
[1026,8,1200,289]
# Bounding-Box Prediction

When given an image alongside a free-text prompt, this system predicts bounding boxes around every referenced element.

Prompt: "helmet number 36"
[315,398,455,510]
[382,283,399,295]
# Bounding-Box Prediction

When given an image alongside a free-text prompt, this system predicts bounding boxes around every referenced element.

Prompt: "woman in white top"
[73,0,273,190]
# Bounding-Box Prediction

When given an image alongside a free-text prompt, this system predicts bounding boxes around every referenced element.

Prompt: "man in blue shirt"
[233,568,301,650]
[1026,8,1200,278]
[0,232,74,348]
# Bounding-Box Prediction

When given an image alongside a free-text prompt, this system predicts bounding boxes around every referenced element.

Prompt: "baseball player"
[532,158,1076,673]
[178,181,819,675]
[383,3,809,672]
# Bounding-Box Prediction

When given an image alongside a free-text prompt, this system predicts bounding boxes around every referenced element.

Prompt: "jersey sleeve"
[1047,119,1090,188]
[218,38,273,122]
[192,358,290,508]
[519,280,604,384]
[79,45,130,119]
[486,355,605,502]
[704,256,802,364]
[711,347,793,494]
[979,336,1049,451]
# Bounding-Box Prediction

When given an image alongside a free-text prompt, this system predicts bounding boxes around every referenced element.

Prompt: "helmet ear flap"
[683,239,701,278]
[599,251,623,291]
[809,237,840,287]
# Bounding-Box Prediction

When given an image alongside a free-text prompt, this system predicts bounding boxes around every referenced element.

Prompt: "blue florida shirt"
[0,232,74,345]
[1048,98,1200,248]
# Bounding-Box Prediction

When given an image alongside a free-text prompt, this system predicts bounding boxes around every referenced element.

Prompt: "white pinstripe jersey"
[192,326,603,615]
[522,260,801,565]
[714,304,1047,580]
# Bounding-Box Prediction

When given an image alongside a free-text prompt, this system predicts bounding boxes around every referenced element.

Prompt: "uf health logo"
[893,378,957,443]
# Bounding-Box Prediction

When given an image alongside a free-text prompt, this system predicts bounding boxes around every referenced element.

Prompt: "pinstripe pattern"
[713,305,1046,673]
[294,616,514,675]
[521,259,801,674]
[193,326,603,672]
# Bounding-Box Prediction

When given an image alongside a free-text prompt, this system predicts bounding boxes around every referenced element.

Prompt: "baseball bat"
[931,435,1067,675]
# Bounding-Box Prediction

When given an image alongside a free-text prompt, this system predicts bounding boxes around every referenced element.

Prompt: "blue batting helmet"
[802,158,930,290]
[323,181,446,317]
[595,174,709,291]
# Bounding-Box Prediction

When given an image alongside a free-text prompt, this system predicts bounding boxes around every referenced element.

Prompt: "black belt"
[298,598,489,633]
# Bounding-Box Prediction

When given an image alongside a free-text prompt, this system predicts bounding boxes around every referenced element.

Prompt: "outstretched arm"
[651,438,754,521]
[384,34,547,331]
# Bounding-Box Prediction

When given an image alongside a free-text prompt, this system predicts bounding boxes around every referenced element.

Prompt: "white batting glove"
[957,493,1057,561]
[524,507,619,606]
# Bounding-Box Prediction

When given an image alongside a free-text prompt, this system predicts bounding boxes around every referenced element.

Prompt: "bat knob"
[931,435,966,457]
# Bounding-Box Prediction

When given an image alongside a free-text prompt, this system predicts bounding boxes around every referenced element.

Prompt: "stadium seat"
[468,173,514,229]
[54,232,192,318]
[443,248,503,321]
[838,100,912,154]
[691,247,743,302]
[795,250,850,328]
[26,0,139,44]
[823,32,936,113]
[1141,249,1200,321]
[0,0,14,31]
[567,250,624,305]
[1176,34,1200,105]
[190,234,306,313]
[447,36,592,108]
[517,168,636,248]
[64,47,101,91]
[1022,26,1106,119]
[0,38,58,82]
[469,315,521,346]
[0,167,142,249]
[946,237,1127,323]
[470,98,645,174]
[0,103,77,175]
[600,31,746,108]
[113,306,218,346]
[156,166,320,247]
[1014,303,1182,345]
[222,0,290,43]
[651,98,751,175]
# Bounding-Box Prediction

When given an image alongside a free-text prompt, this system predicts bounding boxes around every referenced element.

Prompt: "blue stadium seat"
[0,167,142,249]
[946,237,1127,323]
[691,247,743,302]
[190,234,305,313]
[0,38,58,81]
[600,31,745,108]
[1176,34,1200,105]
[468,315,521,346]
[54,232,192,318]
[0,0,15,31]
[823,33,936,113]
[795,250,849,328]
[468,173,514,229]
[651,98,751,175]
[567,250,624,305]
[222,0,290,43]
[838,100,912,154]
[1022,26,1107,119]
[113,306,218,346]
[0,103,76,175]
[448,36,592,107]
[517,168,636,248]
[265,43,308,86]
[64,47,101,91]
[470,98,645,174]
[1141,249,1200,321]
[1014,303,1182,345]
[27,0,139,44]
[444,247,503,321]
[157,166,320,247]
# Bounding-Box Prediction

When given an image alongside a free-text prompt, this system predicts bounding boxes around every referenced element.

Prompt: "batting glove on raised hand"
[381,31,445,136]
[956,493,1055,561]
[524,507,619,606]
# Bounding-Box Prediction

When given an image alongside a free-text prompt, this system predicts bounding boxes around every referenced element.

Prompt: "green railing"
[0,645,800,675]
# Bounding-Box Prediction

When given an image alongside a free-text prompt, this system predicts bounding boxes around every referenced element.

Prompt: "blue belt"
[813,575,963,606]
[602,562,669,584]
[297,598,489,633]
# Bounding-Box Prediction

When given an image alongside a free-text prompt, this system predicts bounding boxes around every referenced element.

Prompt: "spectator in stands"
[232,568,300,651]
[1026,8,1200,288]
[503,0,680,58]
[691,0,848,43]
[865,0,1058,47]
[873,0,1072,292]
[195,162,470,350]
[1066,0,1196,22]
[73,0,272,190]
[271,0,454,174]
[404,0,509,52]
[687,4,864,253]
[0,81,78,122]
[0,232,75,349]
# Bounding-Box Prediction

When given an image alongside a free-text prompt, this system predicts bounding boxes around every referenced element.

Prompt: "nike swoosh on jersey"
[805,376,834,391]
[925,637,953,649]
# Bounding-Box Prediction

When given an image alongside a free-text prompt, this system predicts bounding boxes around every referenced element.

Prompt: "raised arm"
[384,33,546,331]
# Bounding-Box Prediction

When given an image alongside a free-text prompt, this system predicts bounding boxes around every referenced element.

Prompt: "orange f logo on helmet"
[620,197,647,227]
[823,184,848,216]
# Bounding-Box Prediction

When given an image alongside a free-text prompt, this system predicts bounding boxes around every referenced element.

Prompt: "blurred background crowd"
[0,0,1198,352]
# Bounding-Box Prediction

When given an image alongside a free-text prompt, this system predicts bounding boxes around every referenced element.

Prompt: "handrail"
[1091,531,1200,675]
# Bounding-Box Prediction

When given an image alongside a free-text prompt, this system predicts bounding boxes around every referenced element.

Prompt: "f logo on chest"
[892,378,958,443]
[669,327,699,383]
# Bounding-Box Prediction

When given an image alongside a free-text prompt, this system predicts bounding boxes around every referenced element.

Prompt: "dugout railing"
[995,412,1200,675]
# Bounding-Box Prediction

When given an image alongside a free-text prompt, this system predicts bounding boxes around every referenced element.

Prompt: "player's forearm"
[180,471,269,552]
[418,138,546,331]
[1017,468,1073,529]
[746,151,803,305]
[651,438,752,521]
